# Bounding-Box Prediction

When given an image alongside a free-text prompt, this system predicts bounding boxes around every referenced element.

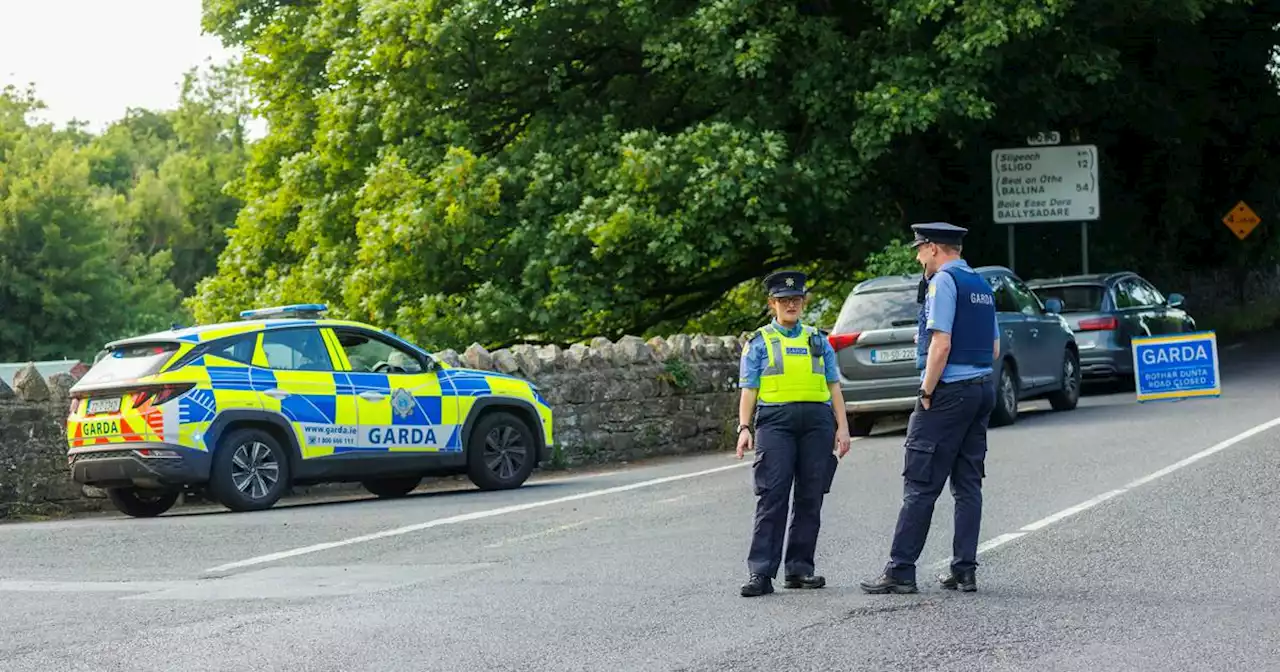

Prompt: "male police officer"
[736,270,852,598]
[859,222,999,595]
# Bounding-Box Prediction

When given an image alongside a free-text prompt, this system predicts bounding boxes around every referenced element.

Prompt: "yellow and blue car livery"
[66,304,554,517]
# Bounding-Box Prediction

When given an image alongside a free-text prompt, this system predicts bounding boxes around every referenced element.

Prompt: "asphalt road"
[2,336,1279,671]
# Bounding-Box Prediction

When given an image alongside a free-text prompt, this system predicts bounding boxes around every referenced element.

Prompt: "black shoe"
[783,574,826,589]
[937,569,977,592]
[740,573,774,597]
[859,572,918,594]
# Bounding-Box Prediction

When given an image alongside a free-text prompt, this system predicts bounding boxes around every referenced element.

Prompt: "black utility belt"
[937,374,990,388]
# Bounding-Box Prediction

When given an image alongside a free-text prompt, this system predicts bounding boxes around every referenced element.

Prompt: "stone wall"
[0,334,745,519]
[433,334,745,467]
[0,367,100,518]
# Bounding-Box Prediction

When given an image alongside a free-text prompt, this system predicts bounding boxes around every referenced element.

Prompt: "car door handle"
[1004,329,1014,338]
[358,391,386,401]
[1030,328,1038,337]
[264,388,289,400]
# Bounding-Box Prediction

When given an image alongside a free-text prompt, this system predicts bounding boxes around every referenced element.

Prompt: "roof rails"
[239,303,329,320]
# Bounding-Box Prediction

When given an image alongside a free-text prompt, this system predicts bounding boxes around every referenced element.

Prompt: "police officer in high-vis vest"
[736,270,852,598]
[859,222,999,595]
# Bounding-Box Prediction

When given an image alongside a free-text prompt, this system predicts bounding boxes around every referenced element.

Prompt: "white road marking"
[205,461,752,573]
[484,517,602,548]
[0,565,487,601]
[655,495,689,505]
[1018,489,1127,532]
[933,415,1280,566]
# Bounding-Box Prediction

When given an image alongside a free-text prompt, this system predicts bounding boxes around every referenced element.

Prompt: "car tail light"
[828,332,862,351]
[130,383,195,408]
[1077,317,1118,331]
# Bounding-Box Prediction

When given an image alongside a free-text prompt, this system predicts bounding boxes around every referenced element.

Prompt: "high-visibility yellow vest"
[754,323,832,404]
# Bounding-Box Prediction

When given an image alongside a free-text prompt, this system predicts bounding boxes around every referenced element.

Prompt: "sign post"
[1131,331,1221,403]
[991,144,1101,274]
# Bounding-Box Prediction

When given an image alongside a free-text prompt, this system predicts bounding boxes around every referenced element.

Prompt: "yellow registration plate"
[81,420,120,437]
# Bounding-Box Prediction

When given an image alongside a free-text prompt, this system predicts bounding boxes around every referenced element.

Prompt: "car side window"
[1132,278,1165,306]
[1005,278,1043,316]
[1113,280,1139,309]
[207,333,257,364]
[260,328,334,371]
[334,331,425,375]
[986,275,1019,314]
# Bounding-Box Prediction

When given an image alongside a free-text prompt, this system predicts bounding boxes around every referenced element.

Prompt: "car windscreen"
[77,342,181,386]
[833,287,920,333]
[1031,284,1106,313]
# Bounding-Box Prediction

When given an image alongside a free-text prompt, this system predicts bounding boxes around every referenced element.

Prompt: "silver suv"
[828,266,1082,435]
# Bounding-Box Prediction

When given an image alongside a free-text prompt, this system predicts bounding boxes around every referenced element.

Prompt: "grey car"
[1025,272,1195,382]
[828,265,1082,435]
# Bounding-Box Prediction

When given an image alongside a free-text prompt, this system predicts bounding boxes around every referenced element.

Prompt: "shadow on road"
[160,479,578,519]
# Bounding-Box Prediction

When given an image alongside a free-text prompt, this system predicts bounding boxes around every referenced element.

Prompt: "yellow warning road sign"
[1222,201,1261,240]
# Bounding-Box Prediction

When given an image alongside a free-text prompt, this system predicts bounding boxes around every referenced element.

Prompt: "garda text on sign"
[991,144,1100,224]
[1131,331,1221,402]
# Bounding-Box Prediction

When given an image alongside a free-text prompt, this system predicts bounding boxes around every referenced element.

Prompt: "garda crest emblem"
[391,388,415,418]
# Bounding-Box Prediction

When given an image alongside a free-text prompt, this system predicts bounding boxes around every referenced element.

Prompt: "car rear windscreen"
[833,287,920,333]
[1032,284,1106,312]
[77,342,181,386]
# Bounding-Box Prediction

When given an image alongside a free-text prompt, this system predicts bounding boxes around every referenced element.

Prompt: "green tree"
[83,63,252,294]
[0,87,186,362]
[194,0,1280,350]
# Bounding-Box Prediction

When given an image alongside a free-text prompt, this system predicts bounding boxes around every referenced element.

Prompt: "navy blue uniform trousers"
[748,402,838,578]
[887,375,996,581]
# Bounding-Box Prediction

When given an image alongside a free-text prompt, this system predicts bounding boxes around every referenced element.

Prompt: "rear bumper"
[1078,345,1132,379]
[68,443,210,489]
[840,376,919,415]
[844,396,917,414]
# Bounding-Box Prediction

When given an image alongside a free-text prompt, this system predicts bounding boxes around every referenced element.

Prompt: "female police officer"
[736,270,852,597]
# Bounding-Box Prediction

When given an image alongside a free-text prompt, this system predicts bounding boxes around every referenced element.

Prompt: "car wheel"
[106,487,180,518]
[849,414,876,437]
[466,411,537,491]
[362,475,423,499]
[990,363,1019,427]
[1047,348,1081,411]
[209,428,291,512]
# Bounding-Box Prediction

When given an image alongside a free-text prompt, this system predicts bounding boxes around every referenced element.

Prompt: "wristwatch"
[736,423,753,435]
[918,388,932,401]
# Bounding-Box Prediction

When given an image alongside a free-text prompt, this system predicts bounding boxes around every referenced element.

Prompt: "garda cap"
[909,221,969,248]
[763,270,807,298]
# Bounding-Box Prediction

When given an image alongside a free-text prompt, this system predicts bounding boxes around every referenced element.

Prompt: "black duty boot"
[937,569,977,592]
[783,574,826,589]
[740,573,774,597]
[858,572,918,594]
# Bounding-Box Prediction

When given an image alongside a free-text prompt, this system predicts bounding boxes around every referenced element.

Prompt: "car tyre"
[1047,348,1081,412]
[990,363,1019,428]
[209,428,291,512]
[466,411,537,491]
[362,475,423,499]
[106,487,180,518]
[849,414,876,437]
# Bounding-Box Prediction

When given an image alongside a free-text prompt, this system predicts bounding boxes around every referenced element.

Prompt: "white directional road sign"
[991,144,1100,224]
[1131,331,1221,403]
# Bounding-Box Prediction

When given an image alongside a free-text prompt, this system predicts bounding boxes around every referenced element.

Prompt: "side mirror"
[1043,298,1064,314]
[1167,293,1185,308]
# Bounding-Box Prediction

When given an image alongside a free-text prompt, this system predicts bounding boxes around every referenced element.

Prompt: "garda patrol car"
[65,304,554,517]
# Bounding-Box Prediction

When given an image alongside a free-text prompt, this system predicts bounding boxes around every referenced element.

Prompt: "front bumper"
[68,443,211,489]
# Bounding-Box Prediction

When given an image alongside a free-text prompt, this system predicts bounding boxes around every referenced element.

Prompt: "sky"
[0,0,239,133]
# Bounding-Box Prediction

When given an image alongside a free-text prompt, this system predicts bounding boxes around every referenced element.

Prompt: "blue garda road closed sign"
[1131,331,1221,402]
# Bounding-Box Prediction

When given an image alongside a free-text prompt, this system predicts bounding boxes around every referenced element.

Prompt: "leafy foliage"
[192,0,1280,351]
[0,64,250,362]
